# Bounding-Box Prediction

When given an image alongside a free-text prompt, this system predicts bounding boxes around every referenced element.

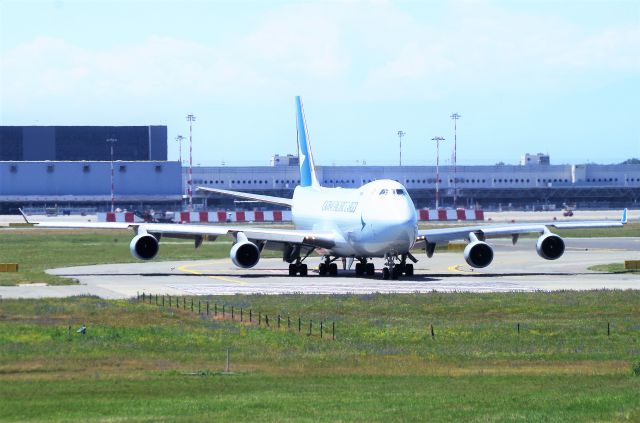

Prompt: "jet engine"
[464,233,494,268]
[536,233,565,260]
[230,232,261,268]
[464,241,494,268]
[130,233,159,260]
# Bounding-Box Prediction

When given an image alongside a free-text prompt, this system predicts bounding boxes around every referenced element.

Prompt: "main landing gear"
[381,253,415,280]
[318,256,339,276]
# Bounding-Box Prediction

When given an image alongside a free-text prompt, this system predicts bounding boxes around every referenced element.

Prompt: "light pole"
[397,130,405,166]
[175,135,184,165]
[106,138,117,212]
[186,114,196,211]
[450,113,461,205]
[432,136,445,209]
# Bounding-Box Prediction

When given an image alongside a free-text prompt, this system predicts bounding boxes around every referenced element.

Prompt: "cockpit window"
[379,188,406,196]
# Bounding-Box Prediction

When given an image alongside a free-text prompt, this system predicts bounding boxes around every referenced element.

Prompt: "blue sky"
[1,0,638,166]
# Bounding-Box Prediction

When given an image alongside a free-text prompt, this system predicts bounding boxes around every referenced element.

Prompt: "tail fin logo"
[295,96,320,188]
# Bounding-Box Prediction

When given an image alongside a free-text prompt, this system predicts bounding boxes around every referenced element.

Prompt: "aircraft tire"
[392,266,401,280]
[404,264,414,276]
[365,263,375,276]
[288,264,297,276]
[329,263,338,276]
[355,263,364,276]
[299,264,308,276]
[382,267,390,280]
[319,263,327,276]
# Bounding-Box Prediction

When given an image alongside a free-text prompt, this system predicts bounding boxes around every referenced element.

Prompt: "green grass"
[589,263,640,274]
[0,229,279,286]
[1,292,639,421]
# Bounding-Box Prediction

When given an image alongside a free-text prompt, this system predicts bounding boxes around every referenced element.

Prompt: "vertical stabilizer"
[295,96,320,188]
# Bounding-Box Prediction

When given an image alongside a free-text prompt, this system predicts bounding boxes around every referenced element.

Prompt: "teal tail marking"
[295,96,319,188]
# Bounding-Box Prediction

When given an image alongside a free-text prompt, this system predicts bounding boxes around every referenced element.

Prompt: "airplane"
[21,96,628,280]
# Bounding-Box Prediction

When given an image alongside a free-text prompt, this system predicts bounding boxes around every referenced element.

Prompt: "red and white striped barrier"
[177,210,292,223]
[97,212,142,223]
[418,209,484,221]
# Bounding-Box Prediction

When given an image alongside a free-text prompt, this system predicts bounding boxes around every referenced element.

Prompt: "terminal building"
[190,157,640,211]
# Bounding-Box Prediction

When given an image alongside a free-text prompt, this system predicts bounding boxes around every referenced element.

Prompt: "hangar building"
[0,126,167,161]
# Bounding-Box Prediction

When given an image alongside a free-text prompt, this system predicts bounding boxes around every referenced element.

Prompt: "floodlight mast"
[175,135,185,165]
[450,112,461,206]
[432,136,445,209]
[186,115,196,211]
[106,138,117,213]
[397,130,405,166]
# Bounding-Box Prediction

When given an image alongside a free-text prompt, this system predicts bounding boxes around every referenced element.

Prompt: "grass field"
[1,292,639,421]
[0,229,279,286]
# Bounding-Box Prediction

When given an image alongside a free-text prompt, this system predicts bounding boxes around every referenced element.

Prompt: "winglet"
[18,208,33,224]
[295,96,320,188]
[621,208,628,225]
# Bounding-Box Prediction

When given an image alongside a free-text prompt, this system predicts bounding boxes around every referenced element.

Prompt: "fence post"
[607,322,610,336]
[215,303,217,317]
[207,301,209,316]
[266,314,269,327]
[241,308,243,322]
[258,313,261,326]
[288,315,290,329]
[332,321,335,340]
[250,309,252,323]
[298,317,301,332]
[183,297,186,310]
[430,324,435,339]
[190,299,193,312]
[232,306,234,320]
[517,322,520,334]
[320,321,323,338]
[155,294,158,305]
[198,301,201,314]
[162,295,165,307]
[169,296,171,307]
[309,320,312,336]
[137,292,139,301]
[223,304,225,318]
[278,315,281,329]
[142,292,145,302]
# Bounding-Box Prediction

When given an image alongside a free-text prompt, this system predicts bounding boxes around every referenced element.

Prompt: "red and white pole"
[106,138,117,213]
[432,136,445,209]
[186,115,196,211]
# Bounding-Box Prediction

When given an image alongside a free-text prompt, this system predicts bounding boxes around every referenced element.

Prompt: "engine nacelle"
[130,233,159,260]
[230,238,261,268]
[464,241,494,268]
[536,233,565,260]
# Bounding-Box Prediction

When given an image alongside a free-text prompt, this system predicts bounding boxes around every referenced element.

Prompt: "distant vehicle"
[21,97,628,279]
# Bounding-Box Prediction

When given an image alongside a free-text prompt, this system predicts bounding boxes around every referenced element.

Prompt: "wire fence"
[136,292,336,340]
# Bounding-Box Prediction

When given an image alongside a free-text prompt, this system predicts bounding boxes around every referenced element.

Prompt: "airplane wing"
[19,210,335,251]
[416,208,628,245]
[196,186,293,207]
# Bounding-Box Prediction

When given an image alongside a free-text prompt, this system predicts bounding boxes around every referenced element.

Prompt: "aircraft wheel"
[355,263,364,276]
[299,264,308,276]
[288,263,297,276]
[329,263,338,276]
[404,263,414,276]
[382,267,390,280]
[365,263,375,276]
[319,263,327,276]
[392,266,401,280]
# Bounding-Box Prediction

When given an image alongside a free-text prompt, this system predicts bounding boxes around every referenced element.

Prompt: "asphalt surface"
[0,238,637,299]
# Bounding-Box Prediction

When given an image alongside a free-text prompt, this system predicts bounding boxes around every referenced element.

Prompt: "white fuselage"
[291,179,418,257]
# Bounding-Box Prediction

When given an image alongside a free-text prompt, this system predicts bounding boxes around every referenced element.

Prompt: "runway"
[0,237,637,299]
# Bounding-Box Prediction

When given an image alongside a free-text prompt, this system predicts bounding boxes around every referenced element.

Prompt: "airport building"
[0,125,178,213]
[0,126,167,161]
[190,160,640,210]
[0,123,638,213]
